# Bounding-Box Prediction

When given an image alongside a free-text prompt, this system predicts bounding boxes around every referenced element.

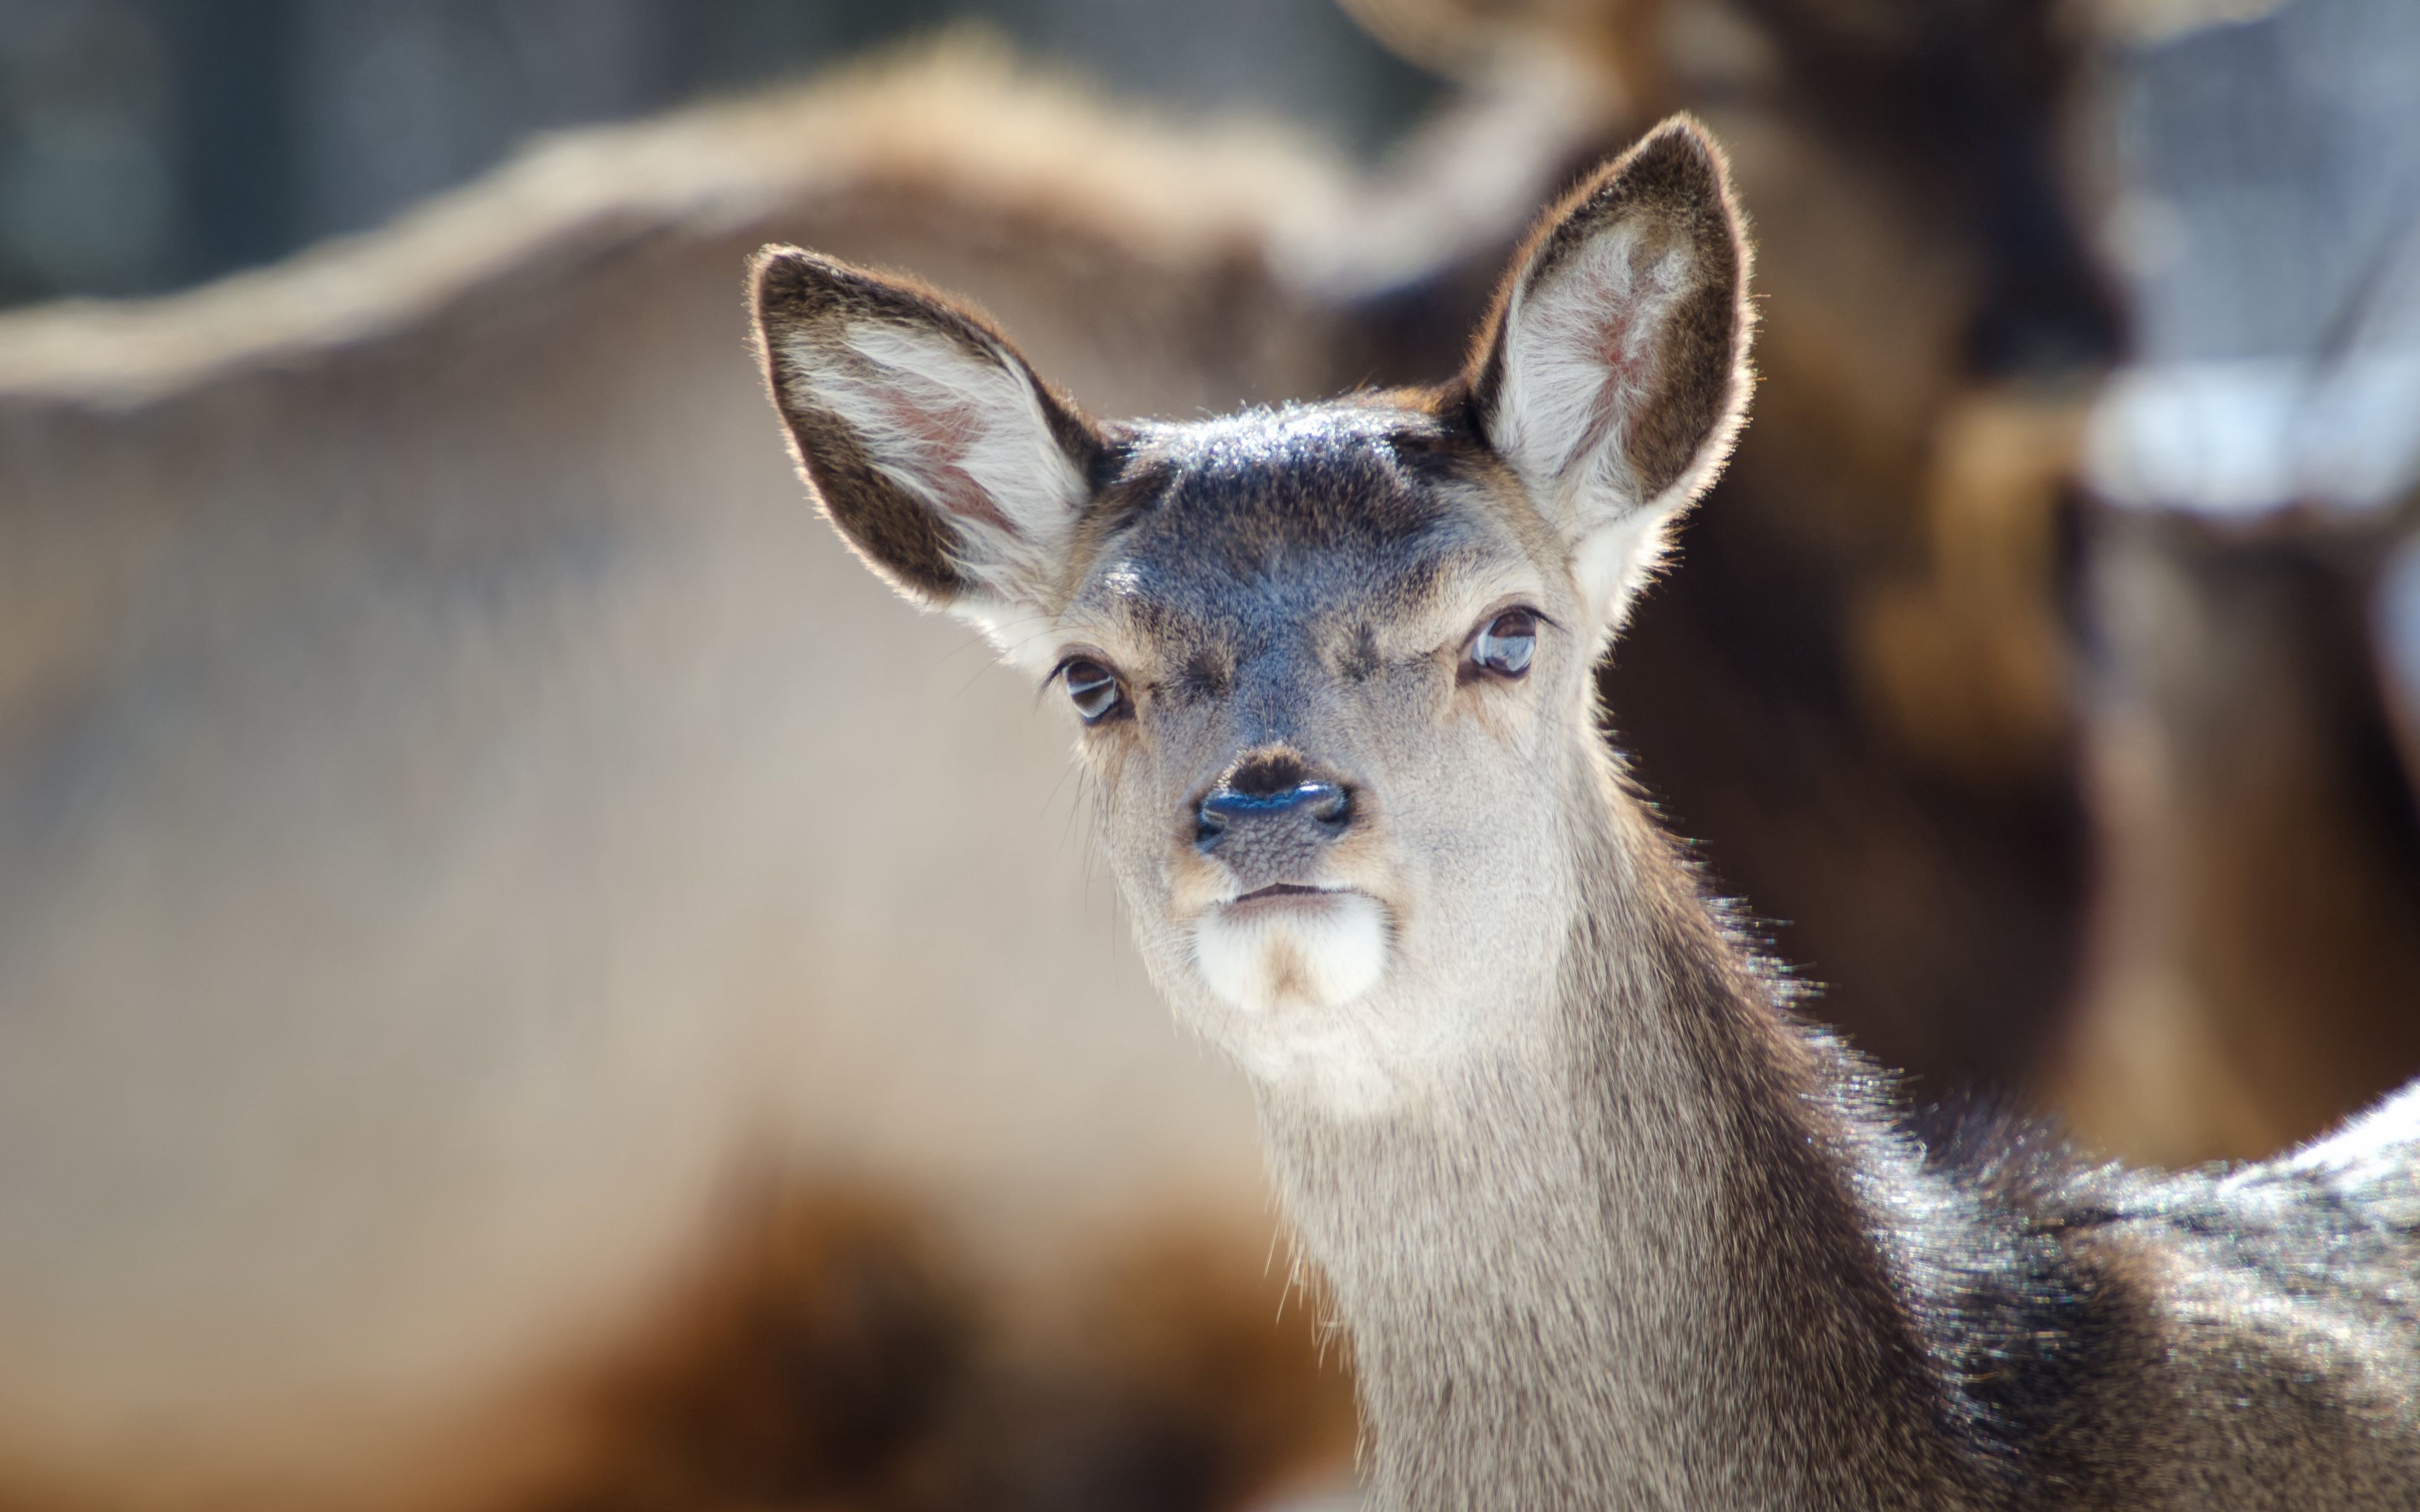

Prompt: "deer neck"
[1255,740,1981,1511]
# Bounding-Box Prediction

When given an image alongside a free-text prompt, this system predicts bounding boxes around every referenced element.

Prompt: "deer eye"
[1464,609,1538,681]
[1060,658,1129,724]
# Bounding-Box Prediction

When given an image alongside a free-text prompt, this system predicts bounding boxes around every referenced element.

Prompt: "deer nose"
[1194,745,1357,869]
[1196,780,1352,848]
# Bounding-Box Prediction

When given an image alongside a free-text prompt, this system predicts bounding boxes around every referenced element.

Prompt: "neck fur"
[1257,737,1990,1510]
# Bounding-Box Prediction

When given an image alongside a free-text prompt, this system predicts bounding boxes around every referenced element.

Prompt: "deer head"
[754,118,1752,1114]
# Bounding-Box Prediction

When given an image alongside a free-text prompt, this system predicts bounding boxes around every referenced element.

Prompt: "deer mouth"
[1234,883,1337,903]
[1226,883,1359,914]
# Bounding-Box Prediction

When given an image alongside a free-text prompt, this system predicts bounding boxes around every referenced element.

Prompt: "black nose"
[1194,753,1356,862]
[1196,780,1351,844]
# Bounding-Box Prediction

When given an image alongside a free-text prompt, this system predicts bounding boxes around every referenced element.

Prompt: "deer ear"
[753,247,1104,641]
[1468,116,1754,626]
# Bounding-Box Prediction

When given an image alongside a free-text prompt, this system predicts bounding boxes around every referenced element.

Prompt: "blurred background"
[0,0,1436,307]
[2,1,2417,1509]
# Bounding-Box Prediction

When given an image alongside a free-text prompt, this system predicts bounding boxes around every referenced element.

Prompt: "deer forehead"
[1054,404,1559,671]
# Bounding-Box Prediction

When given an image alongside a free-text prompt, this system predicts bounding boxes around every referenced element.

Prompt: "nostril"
[1195,803,1230,850]
[1311,784,1353,830]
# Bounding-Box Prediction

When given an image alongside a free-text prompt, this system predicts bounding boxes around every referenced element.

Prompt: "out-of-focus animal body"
[2056,509,2420,1166]
[761,113,2420,1511]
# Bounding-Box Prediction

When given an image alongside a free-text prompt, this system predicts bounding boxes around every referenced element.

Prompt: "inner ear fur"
[1466,114,1754,523]
[752,246,1106,612]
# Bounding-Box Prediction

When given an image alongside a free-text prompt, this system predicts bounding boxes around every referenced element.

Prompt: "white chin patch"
[1191,893,1389,1014]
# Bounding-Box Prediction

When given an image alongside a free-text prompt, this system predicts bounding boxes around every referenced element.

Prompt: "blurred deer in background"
[761,113,2420,1512]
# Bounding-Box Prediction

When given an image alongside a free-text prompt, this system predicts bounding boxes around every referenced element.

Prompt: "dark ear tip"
[1536,116,1740,246]
[1562,113,1743,257]
[1639,112,1717,151]
[1628,113,1733,194]
[752,244,843,317]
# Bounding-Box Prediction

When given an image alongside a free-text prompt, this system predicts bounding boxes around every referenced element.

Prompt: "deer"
[754,116,2420,1509]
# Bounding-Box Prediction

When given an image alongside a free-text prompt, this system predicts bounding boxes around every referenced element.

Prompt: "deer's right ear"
[752,247,1104,641]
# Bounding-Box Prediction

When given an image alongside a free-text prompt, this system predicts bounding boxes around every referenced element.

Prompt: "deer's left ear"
[1468,115,1754,627]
